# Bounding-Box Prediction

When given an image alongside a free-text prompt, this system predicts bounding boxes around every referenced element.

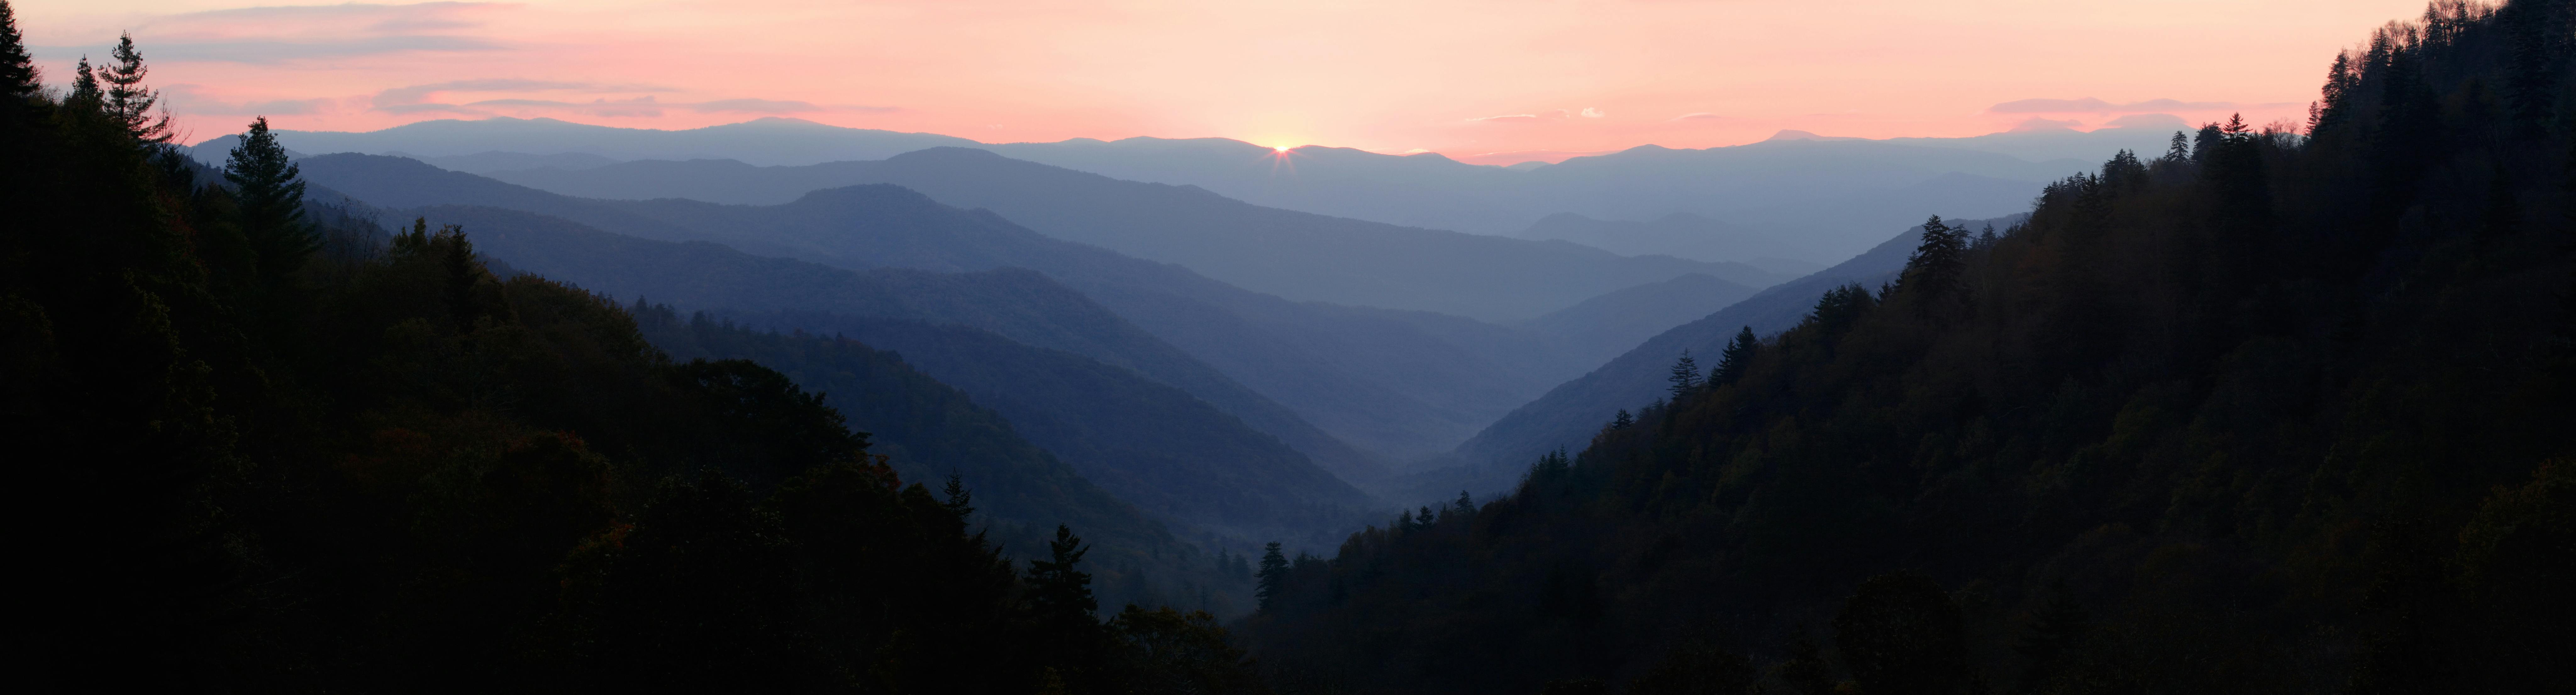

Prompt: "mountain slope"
[1513,272,1761,371]
[480,148,1786,322]
[421,204,1389,520]
[1453,216,2022,482]
[628,306,1238,611]
[727,312,1375,547]
[301,154,1586,460]
[1516,212,1824,274]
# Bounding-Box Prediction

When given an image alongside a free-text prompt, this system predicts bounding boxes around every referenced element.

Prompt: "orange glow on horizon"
[13,0,2434,154]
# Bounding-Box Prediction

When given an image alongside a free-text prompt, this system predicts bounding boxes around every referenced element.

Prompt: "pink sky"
[18,0,2432,156]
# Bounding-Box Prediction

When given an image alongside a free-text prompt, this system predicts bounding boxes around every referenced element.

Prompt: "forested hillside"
[0,11,1263,691]
[1246,3,2576,694]
[629,305,1256,611]
[1453,215,2022,491]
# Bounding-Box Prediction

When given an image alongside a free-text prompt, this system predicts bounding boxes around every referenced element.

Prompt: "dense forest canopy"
[0,5,1262,691]
[1244,2,2576,693]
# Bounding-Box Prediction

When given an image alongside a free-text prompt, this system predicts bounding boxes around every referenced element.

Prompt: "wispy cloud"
[1469,107,1600,123]
[694,98,823,113]
[37,2,519,64]
[2103,113,2188,129]
[365,82,889,119]
[162,84,334,117]
[2008,116,2085,132]
[1988,97,2239,114]
[1668,112,1728,121]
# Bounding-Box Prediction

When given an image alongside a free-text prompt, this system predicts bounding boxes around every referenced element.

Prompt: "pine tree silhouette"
[1668,350,1703,399]
[1713,326,1758,386]
[100,33,169,143]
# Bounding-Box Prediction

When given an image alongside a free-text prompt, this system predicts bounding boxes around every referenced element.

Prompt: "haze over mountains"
[232,113,2100,563]
[292,154,1608,472]
[192,116,2173,261]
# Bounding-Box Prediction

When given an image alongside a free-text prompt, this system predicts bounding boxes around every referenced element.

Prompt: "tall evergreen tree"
[1029,525,1097,621]
[2163,130,2190,163]
[100,33,169,143]
[0,1,35,99]
[1897,215,1967,318]
[1667,350,1702,399]
[67,55,97,106]
[225,116,314,297]
[1611,409,1633,430]
[1713,326,1757,387]
[1255,542,1289,612]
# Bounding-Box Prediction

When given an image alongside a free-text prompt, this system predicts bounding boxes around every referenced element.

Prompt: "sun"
[1273,145,1294,154]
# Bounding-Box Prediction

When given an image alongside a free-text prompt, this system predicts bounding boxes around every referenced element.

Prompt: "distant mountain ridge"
[198,117,2179,259]
[295,153,1591,463]
[476,147,1785,322]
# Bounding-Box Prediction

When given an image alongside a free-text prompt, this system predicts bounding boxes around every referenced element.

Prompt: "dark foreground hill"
[1244,5,2576,693]
[299,154,1588,460]
[627,305,1236,610]
[2,55,1267,691]
[479,147,1786,322]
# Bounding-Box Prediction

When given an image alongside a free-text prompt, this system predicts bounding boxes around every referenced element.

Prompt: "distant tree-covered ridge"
[1244,2,2576,693]
[0,11,1265,692]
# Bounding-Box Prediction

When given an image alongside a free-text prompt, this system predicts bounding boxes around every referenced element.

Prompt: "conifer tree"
[68,56,98,106]
[1453,490,1475,516]
[101,33,169,143]
[2163,130,2190,163]
[1028,525,1096,621]
[1255,542,1289,612]
[225,117,315,295]
[1897,215,1967,318]
[1667,350,1702,399]
[1713,326,1757,386]
[0,1,35,99]
[1975,223,1999,249]
[1611,409,1633,430]
[942,473,975,518]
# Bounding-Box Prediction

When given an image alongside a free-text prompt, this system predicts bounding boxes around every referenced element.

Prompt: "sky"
[15,0,2435,158]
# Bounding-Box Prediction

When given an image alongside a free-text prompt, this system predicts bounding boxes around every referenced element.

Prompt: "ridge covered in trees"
[1,12,1263,692]
[1242,2,2576,693]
